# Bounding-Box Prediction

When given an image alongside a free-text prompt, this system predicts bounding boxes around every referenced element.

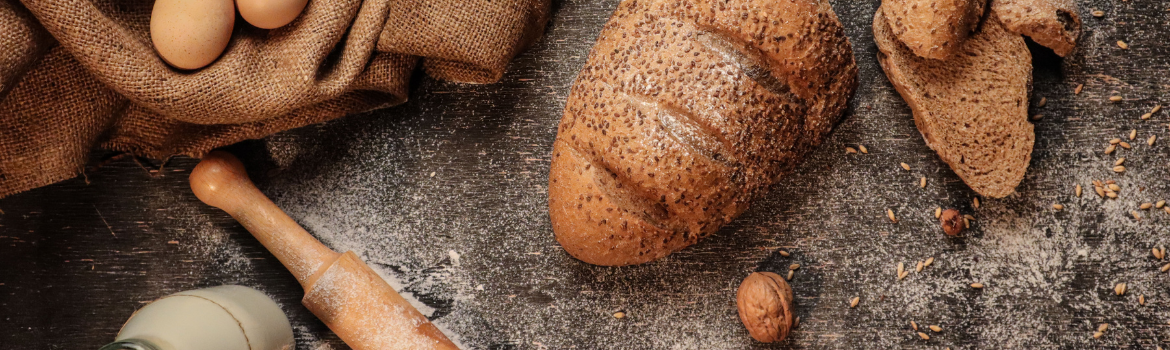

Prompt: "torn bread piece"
[875,9,1034,198]
[880,0,987,60]
[991,0,1081,56]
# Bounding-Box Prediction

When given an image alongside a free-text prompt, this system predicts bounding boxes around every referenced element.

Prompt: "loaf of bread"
[874,9,1034,198]
[880,0,987,60]
[548,0,857,266]
[991,0,1081,57]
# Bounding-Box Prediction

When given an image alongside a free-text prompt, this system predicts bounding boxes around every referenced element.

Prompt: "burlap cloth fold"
[0,0,549,198]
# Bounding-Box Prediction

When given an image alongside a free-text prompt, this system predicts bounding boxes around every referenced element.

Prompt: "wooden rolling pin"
[190,151,459,350]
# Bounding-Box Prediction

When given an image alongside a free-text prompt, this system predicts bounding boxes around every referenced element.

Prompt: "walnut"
[940,208,964,236]
[736,272,794,343]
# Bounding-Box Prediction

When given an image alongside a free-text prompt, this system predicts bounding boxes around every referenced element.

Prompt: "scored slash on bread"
[991,0,1081,57]
[548,0,857,266]
[874,9,1034,198]
[880,0,987,60]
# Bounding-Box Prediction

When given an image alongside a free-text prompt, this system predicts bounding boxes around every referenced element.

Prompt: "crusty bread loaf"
[880,0,987,60]
[548,0,857,266]
[874,9,1033,198]
[991,0,1080,57]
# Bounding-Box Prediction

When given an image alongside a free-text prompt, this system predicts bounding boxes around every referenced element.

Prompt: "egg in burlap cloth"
[0,0,549,197]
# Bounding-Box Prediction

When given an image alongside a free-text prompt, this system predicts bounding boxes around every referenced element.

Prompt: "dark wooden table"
[3,0,1169,348]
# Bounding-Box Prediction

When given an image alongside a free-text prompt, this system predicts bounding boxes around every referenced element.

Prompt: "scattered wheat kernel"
[898,270,909,280]
[790,263,800,270]
[850,297,860,308]
[614,312,626,319]
[779,250,790,257]
[971,283,984,289]
[1141,203,1153,210]
[1108,191,1119,199]
[1140,294,1146,305]
[1117,41,1129,49]
[1075,84,1084,94]
[1154,247,1165,260]
[935,207,942,218]
[1111,95,1124,102]
[1031,114,1043,121]
[1161,263,1170,272]
[974,198,980,208]
[1114,166,1126,173]
[1108,184,1121,192]
[918,332,930,340]
[1130,129,1137,140]
[859,145,868,153]
[1132,211,1141,220]
[1076,184,1083,197]
[846,147,858,154]
[1149,135,1157,146]
[1158,200,1166,208]
[1154,105,1163,114]
[916,261,924,272]
[1093,331,1104,339]
[787,270,794,281]
[901,162,911,170]
[929,325,942,332]
[925,257,934,267]
[920,177,927,188]
[1099,323,1109,332]
[794,316,800,328]
[897,262,905,275]
[911,321,918,331]
[963,217,971,228]
[1120,142,1132,149]
[1110,138,1122,145]
[1115,283,1127,295]
[1038,97,1047,107]
[888,209,897,223]
[1092,10,1104,17]
[1105,144,1116,154]
[1096,186,1107,197]
[963,214,975,220]
[1053,204,1064,210]
[1143,113,1153,120]
[1115,158,1126,166]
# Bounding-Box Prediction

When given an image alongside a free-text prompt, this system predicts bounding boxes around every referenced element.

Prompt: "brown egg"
[238,0,309,29]
[150,0,235,70]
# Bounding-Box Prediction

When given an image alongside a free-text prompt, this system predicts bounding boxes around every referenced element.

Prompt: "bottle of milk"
[99,285,295,350]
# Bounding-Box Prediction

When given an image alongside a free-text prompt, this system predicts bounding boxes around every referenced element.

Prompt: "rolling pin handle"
[190,151,338,287]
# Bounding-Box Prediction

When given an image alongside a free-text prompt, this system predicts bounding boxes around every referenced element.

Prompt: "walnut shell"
[941,208,964,236]
[736,272,794,343]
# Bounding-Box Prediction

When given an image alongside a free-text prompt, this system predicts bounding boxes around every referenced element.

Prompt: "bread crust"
[881,0,987,60]
[548,0,857,266]
[874,9,1034,198]
[991,0,1081,57]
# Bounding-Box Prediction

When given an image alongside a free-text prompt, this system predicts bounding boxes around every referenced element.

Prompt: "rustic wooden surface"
[2,0,1169,349]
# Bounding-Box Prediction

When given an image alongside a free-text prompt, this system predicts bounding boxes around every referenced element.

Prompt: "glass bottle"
[99,285,295,350]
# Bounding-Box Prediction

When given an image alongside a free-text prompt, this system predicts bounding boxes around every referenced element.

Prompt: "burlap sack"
[0,0,549,198]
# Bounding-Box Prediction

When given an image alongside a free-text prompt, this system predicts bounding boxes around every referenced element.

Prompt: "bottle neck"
[98,339,164,350]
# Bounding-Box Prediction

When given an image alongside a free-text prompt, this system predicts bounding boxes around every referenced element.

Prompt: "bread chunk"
[991,0,1080,57]
[880,0,987,60]
[875,9,1033,198]
[548,0,857,266]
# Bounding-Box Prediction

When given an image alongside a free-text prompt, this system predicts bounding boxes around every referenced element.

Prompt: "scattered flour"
[218,0,1170,349]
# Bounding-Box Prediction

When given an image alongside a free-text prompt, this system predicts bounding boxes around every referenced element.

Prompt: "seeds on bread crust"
[880,0,987,59]
[991,0,1082,56]
[548,0,858,266]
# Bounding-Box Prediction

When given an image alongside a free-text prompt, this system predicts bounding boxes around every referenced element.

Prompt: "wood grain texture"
[2,0,1169,349]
